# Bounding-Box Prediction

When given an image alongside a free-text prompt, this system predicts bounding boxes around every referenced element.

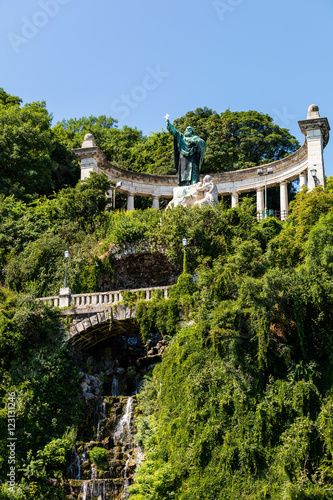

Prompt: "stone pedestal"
[59,288,71,308]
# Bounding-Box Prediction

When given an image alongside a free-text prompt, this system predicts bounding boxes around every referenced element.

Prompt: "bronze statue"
[165,115,206,186]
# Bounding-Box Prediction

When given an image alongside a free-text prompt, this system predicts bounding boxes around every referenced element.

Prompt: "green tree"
[53,108,299,177]
[172,107,300,172]
[0,89,78,199]
[53,116,143,170]
[0,100,54,199]
[0,88,22,107]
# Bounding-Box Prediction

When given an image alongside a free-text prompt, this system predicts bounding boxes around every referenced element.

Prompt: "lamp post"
[182,237,187,273]
[64,250,70,288]
[310,168,318,187]
[257,167,274,218]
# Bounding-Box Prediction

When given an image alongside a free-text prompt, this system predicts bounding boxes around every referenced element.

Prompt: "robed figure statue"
[166,119,206,186]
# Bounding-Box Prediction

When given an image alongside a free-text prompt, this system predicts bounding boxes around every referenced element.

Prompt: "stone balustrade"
[38,285,170,310]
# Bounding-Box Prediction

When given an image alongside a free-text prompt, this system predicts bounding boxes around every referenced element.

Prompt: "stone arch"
[65,305,139,351]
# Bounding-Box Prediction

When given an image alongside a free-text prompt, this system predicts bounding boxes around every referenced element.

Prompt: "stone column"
[106,189,113,211]
[127,193,134,211]
[299,172,307,189]
[298,105,330,191]
[73,134,105,181]
[231,191,239,208]
[256,188,264,220]
[152,196,160,210]
[59,287,71,308]
[280,181,288,221]
[307,128,324,191]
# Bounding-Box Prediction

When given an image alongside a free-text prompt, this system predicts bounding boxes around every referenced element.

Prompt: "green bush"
[89,447,108,470]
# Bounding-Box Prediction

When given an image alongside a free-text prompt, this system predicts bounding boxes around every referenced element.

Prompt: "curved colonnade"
[74,105,330,220]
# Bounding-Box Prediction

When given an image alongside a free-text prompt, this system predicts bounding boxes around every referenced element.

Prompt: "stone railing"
[38,286,170,309]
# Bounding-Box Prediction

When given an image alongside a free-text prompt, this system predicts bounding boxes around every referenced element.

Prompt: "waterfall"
[114,397,133,443]
[111,375,119,396]
[67,444,89,481]
[114,397,133,499]
[67,446,81,479]
[96,398,107,442]
[91,464,97,480]
[75,397,134,500]
[82,444,88,463]
[122,455,131,499]
[81,480,106,500]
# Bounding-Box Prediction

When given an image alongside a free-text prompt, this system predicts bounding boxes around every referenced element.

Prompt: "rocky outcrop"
[99,242,180,291]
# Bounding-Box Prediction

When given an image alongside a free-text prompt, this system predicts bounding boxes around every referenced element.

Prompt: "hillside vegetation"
[0,88,333,499]
[1,182,333,498]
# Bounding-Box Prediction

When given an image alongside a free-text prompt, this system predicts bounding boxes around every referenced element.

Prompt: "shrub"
[89,447,108,470]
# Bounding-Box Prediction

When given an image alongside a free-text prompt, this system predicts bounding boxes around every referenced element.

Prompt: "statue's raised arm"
[165,117,206,186]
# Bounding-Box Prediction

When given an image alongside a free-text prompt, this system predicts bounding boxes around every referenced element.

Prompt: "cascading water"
[96,398,107,442]
[64,332,165,499]
[114,397,133,499]
[67,446,81,480]
[81,480,106,500]
[114,397,133,443]
[111,375,120,397]
[72,397,135,500]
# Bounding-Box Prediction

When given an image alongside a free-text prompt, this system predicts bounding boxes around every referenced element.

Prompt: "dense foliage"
[129,186,333,500]
[0,88,300,200]
[0,290,80,499]
[1,87,332,500]
[0,89,79,199]
[0,172,113,296]
[53,106,299,176]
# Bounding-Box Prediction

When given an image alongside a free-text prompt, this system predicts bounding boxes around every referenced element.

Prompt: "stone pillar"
[298,105,330,191]
[256,188,264,220]
[73,133,105,181]
[231,191,239,208]
[152,196,160,210]
[106,189,113,211]
[307,128,324,191]
[280,181,288,221]
[127,193,134,211]
[299,172,307,189]
[59,287,71,308]
[80,155,99,180]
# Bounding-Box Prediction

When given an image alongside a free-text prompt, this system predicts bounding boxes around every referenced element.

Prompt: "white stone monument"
[167,175,219,209]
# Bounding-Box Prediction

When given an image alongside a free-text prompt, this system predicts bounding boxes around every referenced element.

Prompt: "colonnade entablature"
[73,105,330,219]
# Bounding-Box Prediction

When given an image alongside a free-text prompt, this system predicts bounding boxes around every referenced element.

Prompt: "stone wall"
[99,243,179,292]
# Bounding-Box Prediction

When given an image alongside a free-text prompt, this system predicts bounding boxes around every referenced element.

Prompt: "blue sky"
[1,0,333,176]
